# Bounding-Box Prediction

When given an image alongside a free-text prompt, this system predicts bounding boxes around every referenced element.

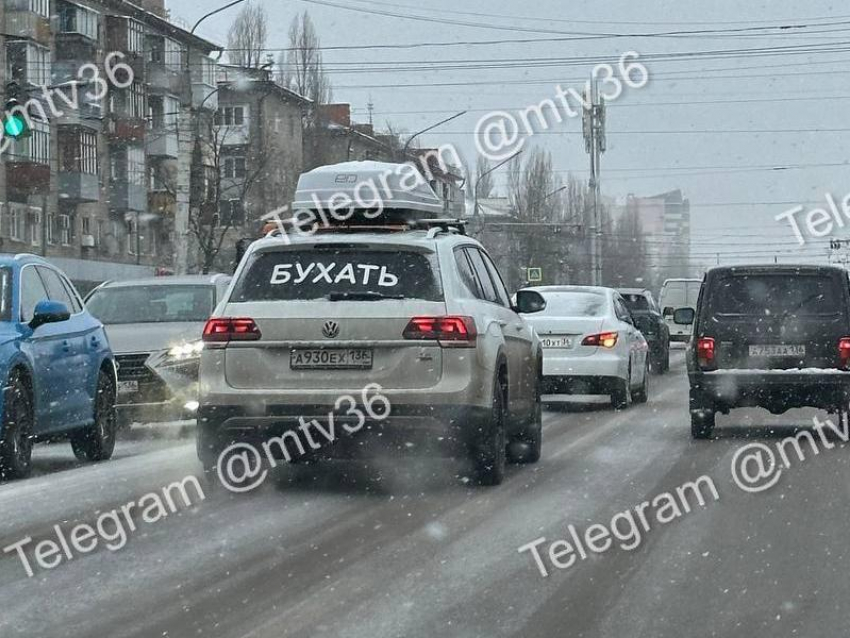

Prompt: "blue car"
[0,254,117,480]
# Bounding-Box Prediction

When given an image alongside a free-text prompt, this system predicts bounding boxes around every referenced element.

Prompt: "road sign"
[527,267,542,283]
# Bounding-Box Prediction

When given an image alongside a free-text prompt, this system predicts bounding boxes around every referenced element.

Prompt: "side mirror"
[514,290,547,314]
[30,300,71,330]
[662,306,674,317]
[673,307,695,326]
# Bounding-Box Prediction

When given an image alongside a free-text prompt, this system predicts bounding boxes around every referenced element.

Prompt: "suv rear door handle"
[496,320,508,327]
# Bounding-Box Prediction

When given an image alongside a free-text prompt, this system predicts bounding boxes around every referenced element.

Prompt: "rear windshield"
[709,274,843,317]
[621,294,651,311]
[86,285,215,324]
[540,292,608,317]
[232,248,443,302]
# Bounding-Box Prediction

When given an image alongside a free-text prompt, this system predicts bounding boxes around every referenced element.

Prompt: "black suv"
[684,265,850,439]
[619,288,670,373]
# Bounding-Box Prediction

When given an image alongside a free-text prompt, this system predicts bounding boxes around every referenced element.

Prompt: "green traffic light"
[3,114,26,139]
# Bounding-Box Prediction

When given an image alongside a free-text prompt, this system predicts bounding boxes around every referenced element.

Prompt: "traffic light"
[3,82,30,140]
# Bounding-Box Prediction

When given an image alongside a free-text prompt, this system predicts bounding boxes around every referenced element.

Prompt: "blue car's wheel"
[71,370,117,463]
[0,370,34,480]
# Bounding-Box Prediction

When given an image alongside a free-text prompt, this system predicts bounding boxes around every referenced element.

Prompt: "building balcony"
[4,1,51,44]
[58,171,99,203]
[110,182,147,213]
[145,129,178,158]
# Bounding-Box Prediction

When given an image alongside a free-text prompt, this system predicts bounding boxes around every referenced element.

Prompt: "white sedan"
[518,286,650,408]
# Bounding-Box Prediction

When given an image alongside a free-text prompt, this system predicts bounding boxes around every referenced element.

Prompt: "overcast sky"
[168,0,850,270]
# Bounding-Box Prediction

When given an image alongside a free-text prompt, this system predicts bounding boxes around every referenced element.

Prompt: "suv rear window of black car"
[709,274,843,316]
[621,294,651,311]
[233,248,443,302]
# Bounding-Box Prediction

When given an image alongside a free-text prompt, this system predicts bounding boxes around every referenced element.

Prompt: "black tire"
[473,373,507,485]
[510,366,542,464]
[633,360,650,404]
[611,370,632,410]
[0,370,34,480]
[691,410,715,439]
[71,370,117,463]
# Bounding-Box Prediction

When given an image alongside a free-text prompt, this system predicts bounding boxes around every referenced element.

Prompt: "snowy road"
[2,350,849,638]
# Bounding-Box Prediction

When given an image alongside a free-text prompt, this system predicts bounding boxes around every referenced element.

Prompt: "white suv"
[197,224,545,485]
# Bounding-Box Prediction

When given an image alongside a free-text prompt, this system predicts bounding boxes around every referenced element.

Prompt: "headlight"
[167,341,204,360]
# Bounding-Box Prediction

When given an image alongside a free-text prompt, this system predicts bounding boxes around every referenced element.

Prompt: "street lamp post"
[472,150,522,235]
[401,110,467,157]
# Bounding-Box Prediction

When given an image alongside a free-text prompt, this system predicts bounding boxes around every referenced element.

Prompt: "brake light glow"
[581,332,619,348]
[202,317,262,344]
[697,337,716,369]
[839,337,850,369]
[403,316,477,348]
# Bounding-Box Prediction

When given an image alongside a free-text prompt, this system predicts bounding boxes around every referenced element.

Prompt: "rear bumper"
[690,371,850,412]
[542,350,625,379]
[541,375,622,395]
[197,404,490,461]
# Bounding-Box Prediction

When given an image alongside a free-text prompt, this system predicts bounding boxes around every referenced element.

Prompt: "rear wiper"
[327,292,405,301]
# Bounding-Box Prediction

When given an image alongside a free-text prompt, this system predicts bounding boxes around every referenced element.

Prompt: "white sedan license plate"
[290,348,374,370]
[117,380,139,395]
[748,345,805,357]
[541,336,572,349]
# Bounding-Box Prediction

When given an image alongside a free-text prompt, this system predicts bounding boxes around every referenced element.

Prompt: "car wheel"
[611,369,632,410]
[71,370,117,463]
[633,360,650,404]
[473,373,507,485]
[691,410,715,439]
[510,367,542,464]
[0,370,34,480]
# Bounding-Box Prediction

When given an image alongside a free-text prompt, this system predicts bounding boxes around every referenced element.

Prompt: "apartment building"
[0,0,218,289]
[207,64,309,270]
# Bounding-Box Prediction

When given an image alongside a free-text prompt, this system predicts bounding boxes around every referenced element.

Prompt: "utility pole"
[583,78,605,286]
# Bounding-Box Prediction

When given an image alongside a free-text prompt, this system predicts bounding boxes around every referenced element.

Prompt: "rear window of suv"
[232,247,443,302]
[709,274,843,317]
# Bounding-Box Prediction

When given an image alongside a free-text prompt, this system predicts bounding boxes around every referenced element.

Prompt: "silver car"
[85,274,231,425]
[197,227,545,485]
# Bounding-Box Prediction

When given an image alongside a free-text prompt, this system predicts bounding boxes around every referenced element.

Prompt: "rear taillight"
[403,316,477,348]
[839,337,850,369]
[697,337,716,369]
[202,317,262,344]
[581,332,619,348]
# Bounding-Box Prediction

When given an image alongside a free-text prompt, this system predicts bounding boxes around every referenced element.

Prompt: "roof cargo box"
[291,160,445,221]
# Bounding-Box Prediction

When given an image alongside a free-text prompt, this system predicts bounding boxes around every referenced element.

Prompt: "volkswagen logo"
[322,320,340,339]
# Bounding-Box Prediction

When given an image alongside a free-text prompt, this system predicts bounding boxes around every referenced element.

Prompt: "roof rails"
[261,217,468,240]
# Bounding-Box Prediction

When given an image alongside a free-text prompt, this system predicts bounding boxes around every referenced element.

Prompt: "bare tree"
[189,115,270,273]
[226,2,268,69]
[278,11,332,106]
[475,155,495,200]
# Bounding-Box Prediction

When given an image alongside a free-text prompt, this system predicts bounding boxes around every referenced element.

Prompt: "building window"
[114,146,146,186]
[6,41,50,87]
[59,214,71,245]
[81,216,90,236]
[46,212,55,245]
[127,218,137,255]
[149,94,179,130]
[127,19,145,55]
[197,56,215,86]
[9,206,23,242]
[59,127,98,174]
[215,106,246,127]
[222,156,246,179]
[110,82,146,119]
[9,119,49,164]
[28,209,40,246]
[147,35,182,71]
[58,0,99,40]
